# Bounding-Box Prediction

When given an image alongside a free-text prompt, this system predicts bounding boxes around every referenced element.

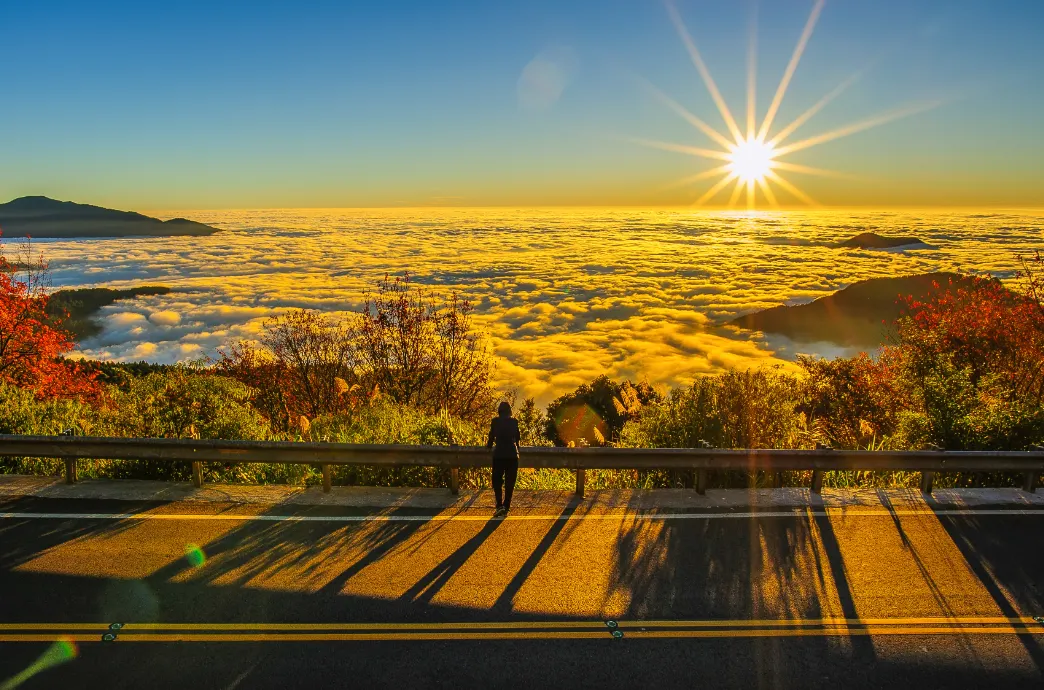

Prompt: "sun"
[631,0,940,208]
[728,138,775,184]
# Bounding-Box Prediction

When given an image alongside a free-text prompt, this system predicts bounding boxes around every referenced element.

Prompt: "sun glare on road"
[728,139,775,184]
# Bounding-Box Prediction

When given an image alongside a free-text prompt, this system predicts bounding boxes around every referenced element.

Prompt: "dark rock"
[836,232,930,250]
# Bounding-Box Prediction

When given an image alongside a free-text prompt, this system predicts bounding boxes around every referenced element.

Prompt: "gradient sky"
[2,0,1042,209]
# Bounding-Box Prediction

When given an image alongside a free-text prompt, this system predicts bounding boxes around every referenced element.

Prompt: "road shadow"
[935,512,1044,670]
[0,495,157,570]
[3,489,1044,683]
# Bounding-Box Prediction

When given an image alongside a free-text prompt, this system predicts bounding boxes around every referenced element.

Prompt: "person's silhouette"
[486,401,521,516]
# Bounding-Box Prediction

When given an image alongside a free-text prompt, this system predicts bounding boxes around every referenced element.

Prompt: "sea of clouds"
[30,208,1044,404]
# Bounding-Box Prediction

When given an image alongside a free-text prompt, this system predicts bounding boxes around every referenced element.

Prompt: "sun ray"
[666,1,745,143]
[727,176,745,208]
[746,2,758,140]
[770,160,854,178]
[635,77,735,150]
[694,172,738,206]
[757,177,780,208]
[767,71,863,147]
[629,138,733,161]
[773,100,942,156]
[757,0,826,141]
[661,165,733,192]
[766,170,818,206]
[641,0,939,208]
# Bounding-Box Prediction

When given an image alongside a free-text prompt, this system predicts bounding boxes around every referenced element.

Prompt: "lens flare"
[0,637,78,690]
[554,402,606,447]
[185,543,206,568]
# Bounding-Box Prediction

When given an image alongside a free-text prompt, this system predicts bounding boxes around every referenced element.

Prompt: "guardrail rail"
[0,434,1041,497]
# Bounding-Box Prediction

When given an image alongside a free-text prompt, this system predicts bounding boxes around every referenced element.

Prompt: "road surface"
[1,489,1043,689]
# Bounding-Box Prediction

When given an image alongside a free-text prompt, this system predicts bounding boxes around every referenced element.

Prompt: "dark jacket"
[487,416,521,461]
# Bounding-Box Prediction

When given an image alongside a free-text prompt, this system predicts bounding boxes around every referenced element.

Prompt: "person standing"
[487,401,521,516]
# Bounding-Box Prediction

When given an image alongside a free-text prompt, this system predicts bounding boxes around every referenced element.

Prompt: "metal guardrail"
[0,434,1041,497]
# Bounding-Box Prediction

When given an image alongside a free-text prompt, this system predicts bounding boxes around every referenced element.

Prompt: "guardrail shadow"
[4,487,1044,679]
[934,512,1044,669]
[0,495,158,570]
[604,498,869,683]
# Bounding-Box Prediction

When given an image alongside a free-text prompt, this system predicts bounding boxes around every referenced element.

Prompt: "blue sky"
[1,0,1042,208]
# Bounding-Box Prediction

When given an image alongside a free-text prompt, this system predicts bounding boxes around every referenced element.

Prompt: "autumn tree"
[798,353,902,449]
[883,274,1044,449]
[0,238,98,400]
[221,273,496,428]
[356,273,496,423]
[218,310,360,430]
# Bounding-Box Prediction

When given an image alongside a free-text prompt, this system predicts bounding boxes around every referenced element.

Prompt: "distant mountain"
[836,232,930,250]
[47,286,171,340]
[0,196,220,238]
[729,273,981,348]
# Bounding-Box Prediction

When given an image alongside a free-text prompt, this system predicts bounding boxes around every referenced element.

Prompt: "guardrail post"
[64,459,78,484]
[449,468,459,495]
[1023,472,1038,493]
[575,468,585,498]
[810,470,823,494]
[695,470,707,495]
[920,471,934,495]
[191,461,203,488]
[322,464,332,493]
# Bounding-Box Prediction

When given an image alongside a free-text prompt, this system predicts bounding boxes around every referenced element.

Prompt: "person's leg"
[503,460,518,510]
[492,458,505,508]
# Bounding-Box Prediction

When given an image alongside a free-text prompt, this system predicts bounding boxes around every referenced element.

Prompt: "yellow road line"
[0,621,606,631]
[0,632,612,642]
[1,627,1043,643]
[625,627,1044,639]
[624,616,1044,627]
[0,617,1039,632]
[122,621,607,631]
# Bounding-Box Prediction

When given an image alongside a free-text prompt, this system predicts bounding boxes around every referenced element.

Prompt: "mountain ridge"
[728,272,984,348]
[0,196,219,238]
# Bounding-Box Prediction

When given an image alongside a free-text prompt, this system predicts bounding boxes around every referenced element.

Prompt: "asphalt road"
[1,493,1043,689]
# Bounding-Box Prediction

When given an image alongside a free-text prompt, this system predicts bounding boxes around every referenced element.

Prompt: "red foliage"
[887,275,1044,402]
[0,239,99,400]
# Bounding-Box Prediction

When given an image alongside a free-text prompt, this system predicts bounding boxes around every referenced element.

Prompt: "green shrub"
[619,368,808,450]
[0,382,99,476]
[100,366,270,441]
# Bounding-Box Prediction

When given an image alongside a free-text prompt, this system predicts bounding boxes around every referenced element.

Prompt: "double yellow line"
[0,617,1041,642]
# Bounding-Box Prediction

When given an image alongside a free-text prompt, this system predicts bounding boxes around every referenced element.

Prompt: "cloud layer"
[26,208,1043,405]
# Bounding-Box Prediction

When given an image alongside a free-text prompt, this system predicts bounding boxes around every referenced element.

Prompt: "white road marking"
[0,509,1042,523]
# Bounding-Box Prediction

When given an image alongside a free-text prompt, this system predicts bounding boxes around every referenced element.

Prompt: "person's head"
[497,401,512,418]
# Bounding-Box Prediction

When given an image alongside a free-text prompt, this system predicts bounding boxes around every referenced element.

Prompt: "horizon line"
[137,203,1044,213]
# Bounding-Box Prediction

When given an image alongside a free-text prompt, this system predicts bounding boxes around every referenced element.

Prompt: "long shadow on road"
[4,494,1044,688]
[937,513,1044,669]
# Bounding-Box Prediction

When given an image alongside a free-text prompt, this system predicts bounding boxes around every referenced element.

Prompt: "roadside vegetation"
[1,236,1041,491]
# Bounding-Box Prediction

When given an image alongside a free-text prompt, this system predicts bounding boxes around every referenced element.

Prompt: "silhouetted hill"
[836,232,930,250]
[0,196,219,238]
[729,273,981,348]
[47,286,171,340]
